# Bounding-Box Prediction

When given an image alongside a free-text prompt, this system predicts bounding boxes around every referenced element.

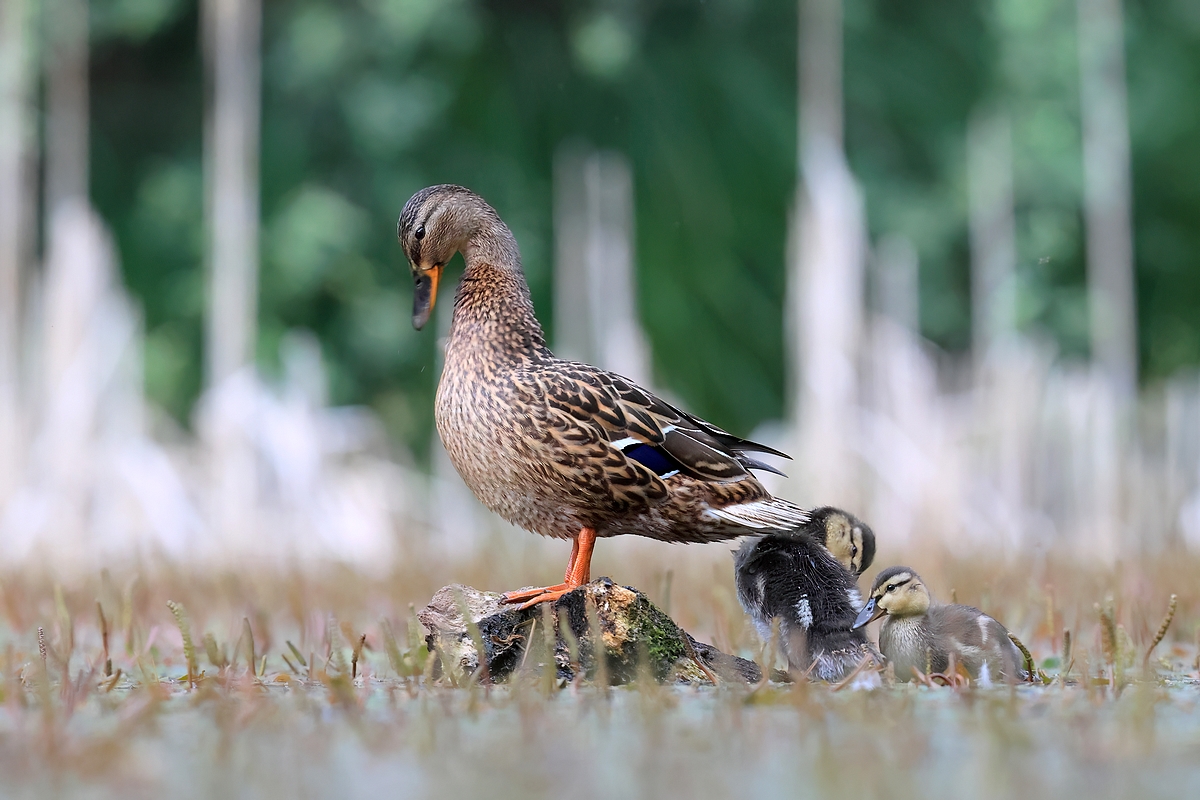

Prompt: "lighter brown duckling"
[853,566,1024,685]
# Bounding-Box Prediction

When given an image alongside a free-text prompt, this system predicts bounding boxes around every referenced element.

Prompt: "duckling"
[808,505,876,577]
[734,508,881,682]
[853,566,1024,685]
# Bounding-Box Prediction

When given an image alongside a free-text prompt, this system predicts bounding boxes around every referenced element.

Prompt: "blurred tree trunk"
[787,0,866,508]
[0,0,29,495]
[1078,0,1137,555]
[23,0,148,563]
[43,0,87,221]
[202,0,262,550]
[41,0,91,398]
[553,146,650,385]
[968,108,1017,357]
[1077,0,1137,400]
[203,0,261,386]
[40,0,94,444]
[968,108,1028,548]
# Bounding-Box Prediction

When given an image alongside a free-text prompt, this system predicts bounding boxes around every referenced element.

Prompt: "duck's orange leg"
[498,537,578,604]
[500,528,596,609]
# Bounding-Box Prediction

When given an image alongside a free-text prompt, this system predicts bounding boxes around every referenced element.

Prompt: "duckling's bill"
[412,264,442,330]
[853,596,884,629]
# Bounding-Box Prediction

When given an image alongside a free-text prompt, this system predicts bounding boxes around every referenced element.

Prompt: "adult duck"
[398,184,806,607]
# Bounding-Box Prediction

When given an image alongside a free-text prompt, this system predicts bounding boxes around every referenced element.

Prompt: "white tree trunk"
[788,0,865,507]
[967,108,1017,357]
[554,146,650,384]
[0,0,30,498]
[204,0,261,386]
[202,0,262,551]
[1077,0,1137,400]
[43,0,88,219]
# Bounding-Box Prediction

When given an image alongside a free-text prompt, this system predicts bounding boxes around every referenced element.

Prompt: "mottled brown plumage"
[399,185,809,605]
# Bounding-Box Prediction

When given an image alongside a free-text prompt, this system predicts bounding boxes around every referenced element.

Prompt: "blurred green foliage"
[86,0,1200,457]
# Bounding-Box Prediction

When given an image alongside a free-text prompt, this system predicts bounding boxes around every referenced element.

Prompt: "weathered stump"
[418,577,761,685]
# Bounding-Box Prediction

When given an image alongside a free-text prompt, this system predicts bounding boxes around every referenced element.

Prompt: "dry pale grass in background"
[2,535,1200,799]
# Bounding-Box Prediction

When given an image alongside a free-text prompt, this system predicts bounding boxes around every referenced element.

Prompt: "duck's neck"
[447,229,549,367]
[882,614,929,653]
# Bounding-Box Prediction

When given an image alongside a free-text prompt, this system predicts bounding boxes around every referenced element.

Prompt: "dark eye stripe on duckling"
[881,577,913,594]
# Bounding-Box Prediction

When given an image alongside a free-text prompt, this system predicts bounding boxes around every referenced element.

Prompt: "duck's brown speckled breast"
[435,349,586,540]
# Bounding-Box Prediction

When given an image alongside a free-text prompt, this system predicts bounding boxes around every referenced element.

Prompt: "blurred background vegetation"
[85,0,1199,459]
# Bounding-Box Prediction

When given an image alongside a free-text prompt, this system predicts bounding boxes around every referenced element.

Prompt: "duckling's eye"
[415,225,426,240]
[886,583,895,593]
[851,545,858,557]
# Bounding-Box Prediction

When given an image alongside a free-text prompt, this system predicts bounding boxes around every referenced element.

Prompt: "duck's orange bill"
[412,264,443,330]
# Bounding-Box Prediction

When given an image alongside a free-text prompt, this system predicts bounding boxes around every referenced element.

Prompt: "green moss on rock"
[419,578,761,686]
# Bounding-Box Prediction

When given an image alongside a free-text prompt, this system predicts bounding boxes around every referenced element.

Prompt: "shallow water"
[4,677,1200,800]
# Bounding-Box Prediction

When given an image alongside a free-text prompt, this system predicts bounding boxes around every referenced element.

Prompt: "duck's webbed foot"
[499,527,596,610]
[501,583,569,605]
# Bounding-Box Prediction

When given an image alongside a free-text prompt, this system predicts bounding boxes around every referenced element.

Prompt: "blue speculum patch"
[623,443,679,477]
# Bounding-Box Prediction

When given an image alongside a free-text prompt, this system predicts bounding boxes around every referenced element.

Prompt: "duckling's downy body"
[734,508,880,682]
[398,185,810,607]
[855,566,1024,684]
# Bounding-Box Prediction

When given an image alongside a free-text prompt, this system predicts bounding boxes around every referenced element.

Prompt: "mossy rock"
[418,577,761,685]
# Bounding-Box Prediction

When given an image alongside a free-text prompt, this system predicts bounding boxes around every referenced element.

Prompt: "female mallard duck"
[734,507,880,682]
[853,566,1024,684]
[399,184,808,608]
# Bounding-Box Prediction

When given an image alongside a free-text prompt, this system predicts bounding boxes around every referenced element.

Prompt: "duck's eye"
[851,545,858,557]
[415,225,426,240]
[886,583,895,593]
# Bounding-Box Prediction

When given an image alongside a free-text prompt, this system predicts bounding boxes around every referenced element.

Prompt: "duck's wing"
[930,605,1024,680]
[511,361,792,515]
[539,362,788,478]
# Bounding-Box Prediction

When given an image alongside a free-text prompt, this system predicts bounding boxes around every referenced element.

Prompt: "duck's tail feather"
[708,498,810,532]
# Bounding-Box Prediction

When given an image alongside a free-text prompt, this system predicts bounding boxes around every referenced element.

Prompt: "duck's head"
[809,507,876,576]
[853,566,930,628]
[398,184,508,330]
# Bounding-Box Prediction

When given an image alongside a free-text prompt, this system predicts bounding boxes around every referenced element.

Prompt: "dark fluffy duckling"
[853,566,1024,685]
[734,507,880,683]
[806,505,875,577]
